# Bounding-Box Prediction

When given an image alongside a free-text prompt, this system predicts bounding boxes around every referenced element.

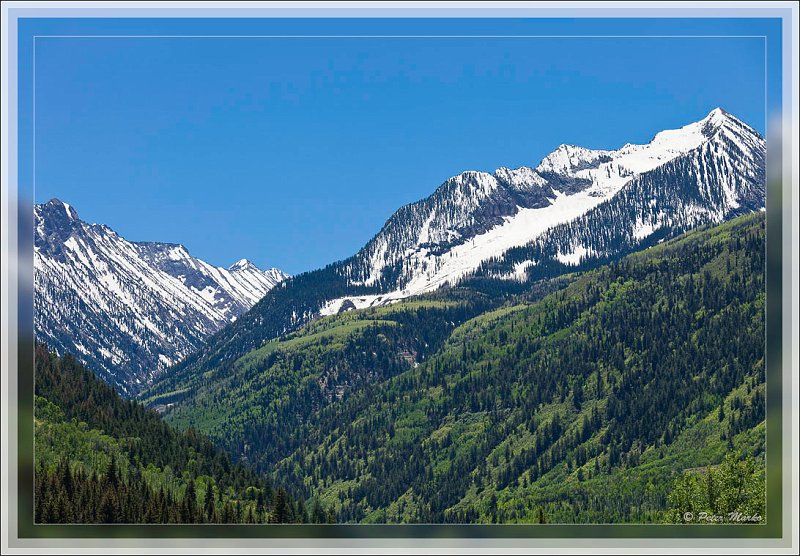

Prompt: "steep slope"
[157,108,764,386]
[149,212,765,523]
[478,107,765,280]
[142,289,503,473]
[34,199,288,394]
[338,108,762,299]
[34,344,324,523]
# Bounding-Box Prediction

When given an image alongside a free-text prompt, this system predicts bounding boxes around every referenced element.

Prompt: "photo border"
[2,2,797,553]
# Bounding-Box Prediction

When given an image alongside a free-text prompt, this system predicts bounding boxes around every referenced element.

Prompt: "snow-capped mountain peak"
[229,258,255,271]
[34,201,289,393]
[494,166,549,191]
[702,106,742,130]
[535,144,613,176]
[46,198,80,220]
[318,108,764,315]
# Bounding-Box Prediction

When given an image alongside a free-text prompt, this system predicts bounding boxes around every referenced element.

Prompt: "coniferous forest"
[34,212,766,524]
[34,344,332,524]
[138,212,767,524]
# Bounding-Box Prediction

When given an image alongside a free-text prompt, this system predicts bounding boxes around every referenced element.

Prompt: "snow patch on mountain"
[633,221,658,241]
[319,292,406,317]
[403,187,611,293]
[556,245,596,266]
[497,260,537,282]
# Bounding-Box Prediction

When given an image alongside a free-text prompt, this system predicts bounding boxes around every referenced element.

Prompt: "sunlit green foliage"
[34,346,326,523]
[142,212,766,523]
[665,452,765,524]
[150,290,497,474]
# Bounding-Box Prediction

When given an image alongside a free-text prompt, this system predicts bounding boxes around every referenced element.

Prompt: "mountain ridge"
[335,106,763,299]
[153,108,764,393]
[34,199,288,393]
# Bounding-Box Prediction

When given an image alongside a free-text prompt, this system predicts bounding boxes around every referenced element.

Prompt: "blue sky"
[21,17,781,275]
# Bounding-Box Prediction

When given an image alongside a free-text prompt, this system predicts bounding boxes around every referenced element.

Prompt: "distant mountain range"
[34,199,287,393]
[35,108,764,395]
[330,107,764,307]
[162,107,764,390]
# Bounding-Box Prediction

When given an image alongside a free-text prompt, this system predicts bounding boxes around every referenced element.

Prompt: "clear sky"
[23,17,780,275]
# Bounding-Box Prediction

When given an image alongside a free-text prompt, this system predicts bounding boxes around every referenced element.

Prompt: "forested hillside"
[149,212,765,523]
[34,345,330,523]
[144,109,764,397]
[144,290,502,474]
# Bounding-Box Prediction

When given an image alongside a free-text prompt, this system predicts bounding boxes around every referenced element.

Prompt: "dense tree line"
[665,453,765,524]
[34,345,329,524]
